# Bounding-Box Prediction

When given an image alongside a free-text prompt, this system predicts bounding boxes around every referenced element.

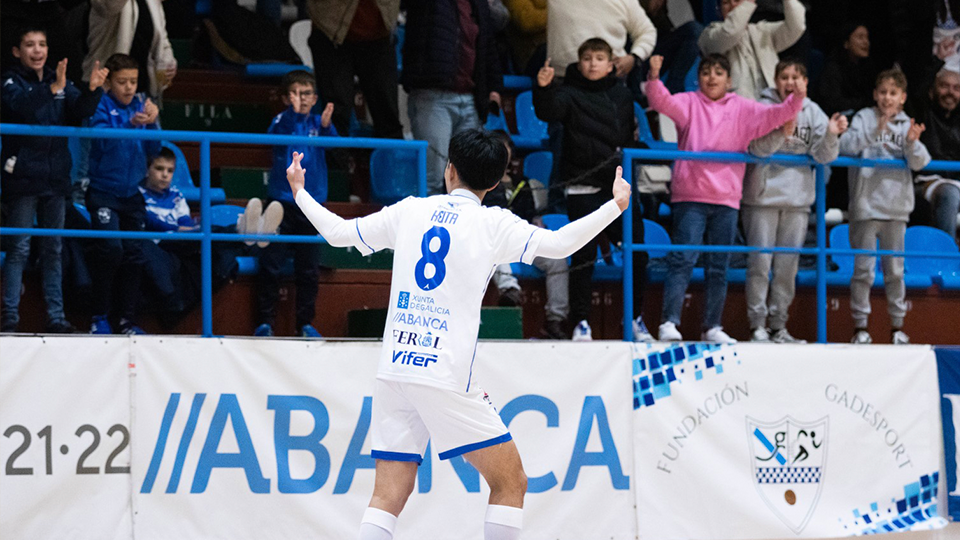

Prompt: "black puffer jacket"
[400,0,503,122]
[1,63,101,197]
[533,64,635,191]
[917,98,960,162]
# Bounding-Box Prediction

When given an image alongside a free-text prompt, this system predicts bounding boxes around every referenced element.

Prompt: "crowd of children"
[0,20,951,344]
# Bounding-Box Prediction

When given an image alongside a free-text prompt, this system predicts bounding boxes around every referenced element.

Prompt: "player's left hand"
[320,102,334,129]
[287,151,307,196]
[612,166,631,212]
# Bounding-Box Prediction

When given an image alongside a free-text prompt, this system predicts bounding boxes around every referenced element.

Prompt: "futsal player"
[287,129,631,540]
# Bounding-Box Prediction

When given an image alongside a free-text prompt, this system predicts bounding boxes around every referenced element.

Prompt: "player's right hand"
[286,151,306,197]
[612,166,631,212]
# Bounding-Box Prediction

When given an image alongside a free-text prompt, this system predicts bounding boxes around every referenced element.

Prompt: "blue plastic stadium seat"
[245,64,312,77]
[484,109,509,133]
[643,219,670,284]
[235,255,294,276]
[827,224,885,287]
[510,213,567,278]
[161,141,227,204]
[369,148,419,204]
[523,151,552,186]
[503,75,533,91]
[210,204,244,229]
[512,91,548,149]
[73,202,91,225]
[634,103,678,151]
[905,225,960,289]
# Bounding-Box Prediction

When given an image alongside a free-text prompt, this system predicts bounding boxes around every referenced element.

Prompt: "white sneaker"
[633,317,654,342]
[770,328,806,344]
[702,326,737,344]
[750,327,771,342]
[658,321,682,341]
[572,320,592,341]
[851,330,872,344]
[241,198,262,246]
[892,330,910,345]
[257,200,285,248]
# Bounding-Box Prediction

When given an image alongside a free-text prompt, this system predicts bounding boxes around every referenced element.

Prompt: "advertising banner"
[631,343,946,540]
[936,347,960,521]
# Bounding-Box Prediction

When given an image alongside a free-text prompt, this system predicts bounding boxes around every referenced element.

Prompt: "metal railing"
[620,148,960,343]
[0,124,428,337]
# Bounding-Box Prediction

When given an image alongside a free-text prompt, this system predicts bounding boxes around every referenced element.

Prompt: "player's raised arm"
[534,166,629,259]
[288,152,365,249]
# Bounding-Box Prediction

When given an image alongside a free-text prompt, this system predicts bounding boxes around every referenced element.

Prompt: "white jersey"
[353,189,546,392]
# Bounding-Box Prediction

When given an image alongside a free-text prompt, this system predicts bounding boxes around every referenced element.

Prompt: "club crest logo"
[746,416,829,534]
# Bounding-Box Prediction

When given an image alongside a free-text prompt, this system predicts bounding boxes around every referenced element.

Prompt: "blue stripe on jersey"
[356,219,374,253]
[519,229,537,263]
[438,432,513,460]
[371,450,424,464]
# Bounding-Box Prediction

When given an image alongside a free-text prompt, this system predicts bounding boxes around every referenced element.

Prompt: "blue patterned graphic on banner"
[936,347,960,521]
[631,343,738,410]
[838,473,945,534]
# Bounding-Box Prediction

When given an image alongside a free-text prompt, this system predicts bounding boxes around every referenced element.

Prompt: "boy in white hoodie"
[745,60,848,343]
[839,69,931,345]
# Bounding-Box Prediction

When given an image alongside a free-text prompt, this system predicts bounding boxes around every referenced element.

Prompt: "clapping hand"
[88,60,109,91]
[142,98,159,123]
[906,118,926,142]
[320,102,334,128]
[537,58,555,87]
[50,58,68,94]
[827,112,848,135]
[612,54,636,78]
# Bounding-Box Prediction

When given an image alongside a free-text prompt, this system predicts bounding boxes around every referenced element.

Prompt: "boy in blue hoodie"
[86,53,161,335]
[255,70,337,337]
[1,27,106,334]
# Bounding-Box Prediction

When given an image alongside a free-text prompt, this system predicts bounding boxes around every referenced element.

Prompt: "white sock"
[484,505,522,540]
[359,507,397,540]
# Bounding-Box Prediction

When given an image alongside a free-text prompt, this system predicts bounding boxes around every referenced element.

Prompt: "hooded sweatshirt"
[533,63,635,191]
[839,108,932,222]
[645,79,803,209]
[744,87,839,208]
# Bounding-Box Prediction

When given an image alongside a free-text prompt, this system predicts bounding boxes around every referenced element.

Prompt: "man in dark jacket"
[533,37,649,341]
[915,68,960,241]
[1,27,105,333]
[402,0,504,194]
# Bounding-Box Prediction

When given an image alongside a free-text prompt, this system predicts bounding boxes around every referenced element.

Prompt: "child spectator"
[745,59,848,343]
[839,69,932,345]
[1,27,106,334]
[486,131,569,340]
[646,53,803,343]
[698,0,806,100]
[86,53,160,335]
[533,38,649,341]
[255,70,336,338]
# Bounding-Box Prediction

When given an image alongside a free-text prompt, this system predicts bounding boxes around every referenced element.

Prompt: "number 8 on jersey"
[415,226,451,290]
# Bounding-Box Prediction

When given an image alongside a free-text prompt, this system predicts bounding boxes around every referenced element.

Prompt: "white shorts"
[370,379,511,464]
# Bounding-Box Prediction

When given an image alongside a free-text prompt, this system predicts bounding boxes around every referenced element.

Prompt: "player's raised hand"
[287,151,307,196]
[537,58,555,87]
[88,60,109,91]
[320,102,334,128]
[648,55,664,81]
[906,118,926,142]
[612,166,631,212]
[828,112,848,135]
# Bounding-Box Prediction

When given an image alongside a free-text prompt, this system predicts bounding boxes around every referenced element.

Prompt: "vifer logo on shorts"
[397,291,410,309]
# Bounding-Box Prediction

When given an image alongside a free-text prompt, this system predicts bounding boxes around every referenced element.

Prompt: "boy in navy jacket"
[86,53,160,335]
[255,70,337,337]
[1,27,106,333]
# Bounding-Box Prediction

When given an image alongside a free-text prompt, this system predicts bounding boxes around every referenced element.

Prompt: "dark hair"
[490,129,515,153]
[148,147,177,167]
[699,54,731,76]
[447,129,509,191]
[105,53,140,76]
[577,38,613,60]
[15,26,47,45]
[281,70,316,93]
[876,68,907,92]
[775,59,808,79]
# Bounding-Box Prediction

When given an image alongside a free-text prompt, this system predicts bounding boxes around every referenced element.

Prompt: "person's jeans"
[256,200,322,330]
[309,29,403,139]
[933,182,960,240]
[407,90,480,195]
[86,188,148,322]
[1,194,66,329]
[661,202,738,330]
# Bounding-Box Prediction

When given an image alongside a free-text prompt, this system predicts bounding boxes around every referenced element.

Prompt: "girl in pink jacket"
[646,53,803,343]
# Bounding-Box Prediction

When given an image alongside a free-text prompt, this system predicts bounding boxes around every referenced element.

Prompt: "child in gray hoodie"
[839,69,931,345]
[745,60,848,344]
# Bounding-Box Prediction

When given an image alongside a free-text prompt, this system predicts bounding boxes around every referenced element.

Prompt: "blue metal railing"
[0,124,428,337]
[620,148,960,343]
